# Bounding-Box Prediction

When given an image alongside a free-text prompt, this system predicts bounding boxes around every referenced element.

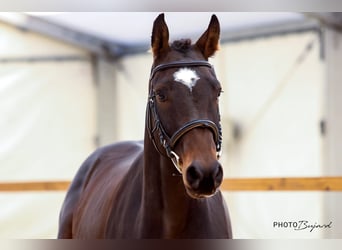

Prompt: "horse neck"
[141,128,200,237]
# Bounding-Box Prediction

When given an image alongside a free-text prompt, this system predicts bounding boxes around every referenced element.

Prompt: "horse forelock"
[170,39,192,53]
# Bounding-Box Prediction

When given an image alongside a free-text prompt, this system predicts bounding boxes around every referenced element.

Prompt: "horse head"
[147,13,223,199]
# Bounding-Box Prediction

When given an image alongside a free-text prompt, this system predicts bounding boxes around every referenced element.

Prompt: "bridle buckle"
[170,151,182,174]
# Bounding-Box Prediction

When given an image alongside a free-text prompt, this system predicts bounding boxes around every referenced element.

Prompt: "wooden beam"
[221,177,342,191]
[0,177,342,192]
[0,181,70,192]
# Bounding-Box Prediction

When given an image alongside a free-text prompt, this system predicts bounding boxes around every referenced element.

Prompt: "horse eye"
[217,89,224,98]
[156,90,167,102]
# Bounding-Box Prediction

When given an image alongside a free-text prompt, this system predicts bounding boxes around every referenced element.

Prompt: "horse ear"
[151,13,170,58]
[196,14,220,59]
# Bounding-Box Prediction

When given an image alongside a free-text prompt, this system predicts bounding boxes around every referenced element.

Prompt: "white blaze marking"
[173,68,200,92]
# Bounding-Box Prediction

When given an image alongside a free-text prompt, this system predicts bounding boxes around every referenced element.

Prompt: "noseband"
[147,60,223,174]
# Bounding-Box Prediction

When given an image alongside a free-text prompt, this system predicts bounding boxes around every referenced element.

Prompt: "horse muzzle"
[183,159,223,199]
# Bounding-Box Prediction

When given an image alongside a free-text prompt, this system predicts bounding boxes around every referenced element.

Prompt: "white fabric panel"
[0,22,96,238]
[223,192,325,238]
[0,61,96,238]
[216,33,325,238]
[0,192,66,238]
[216,32,323,178]
[115,54,150,141]
[322,29,342,238]
[0,20,86,58]
[0,61,96,181]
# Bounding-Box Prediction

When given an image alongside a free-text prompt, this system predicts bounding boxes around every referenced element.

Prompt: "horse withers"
[58,13,232,239]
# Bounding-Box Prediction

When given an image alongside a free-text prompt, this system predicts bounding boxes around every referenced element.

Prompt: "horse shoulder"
[58,141,143,238]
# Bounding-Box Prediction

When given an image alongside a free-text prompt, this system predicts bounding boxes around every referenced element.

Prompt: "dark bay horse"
[58,13,232,239]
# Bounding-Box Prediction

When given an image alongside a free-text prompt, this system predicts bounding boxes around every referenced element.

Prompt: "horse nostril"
[186,165,202,190]
[213,164,223,188]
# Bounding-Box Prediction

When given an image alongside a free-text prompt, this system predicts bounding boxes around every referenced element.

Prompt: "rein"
[147,60,223,174]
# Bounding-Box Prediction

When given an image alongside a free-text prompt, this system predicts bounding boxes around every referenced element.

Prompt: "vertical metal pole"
[94,57,119,146]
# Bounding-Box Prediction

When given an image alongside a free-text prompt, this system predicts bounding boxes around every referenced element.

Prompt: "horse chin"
[185,187,217,199]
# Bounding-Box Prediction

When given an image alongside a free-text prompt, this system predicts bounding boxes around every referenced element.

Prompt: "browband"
[150,60,212,81]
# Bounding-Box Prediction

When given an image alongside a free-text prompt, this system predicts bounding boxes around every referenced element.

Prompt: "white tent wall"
[218,32,323,179]
[0,22,97,237]
[217,32,325,238]
[323,28,342,238]
[95,58,120,146]
[113,54,151,142]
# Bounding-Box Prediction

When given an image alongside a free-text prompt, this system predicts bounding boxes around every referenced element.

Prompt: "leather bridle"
[147,60,223,174]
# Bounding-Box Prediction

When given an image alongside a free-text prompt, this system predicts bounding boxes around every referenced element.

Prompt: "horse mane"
[171,39,192,53]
